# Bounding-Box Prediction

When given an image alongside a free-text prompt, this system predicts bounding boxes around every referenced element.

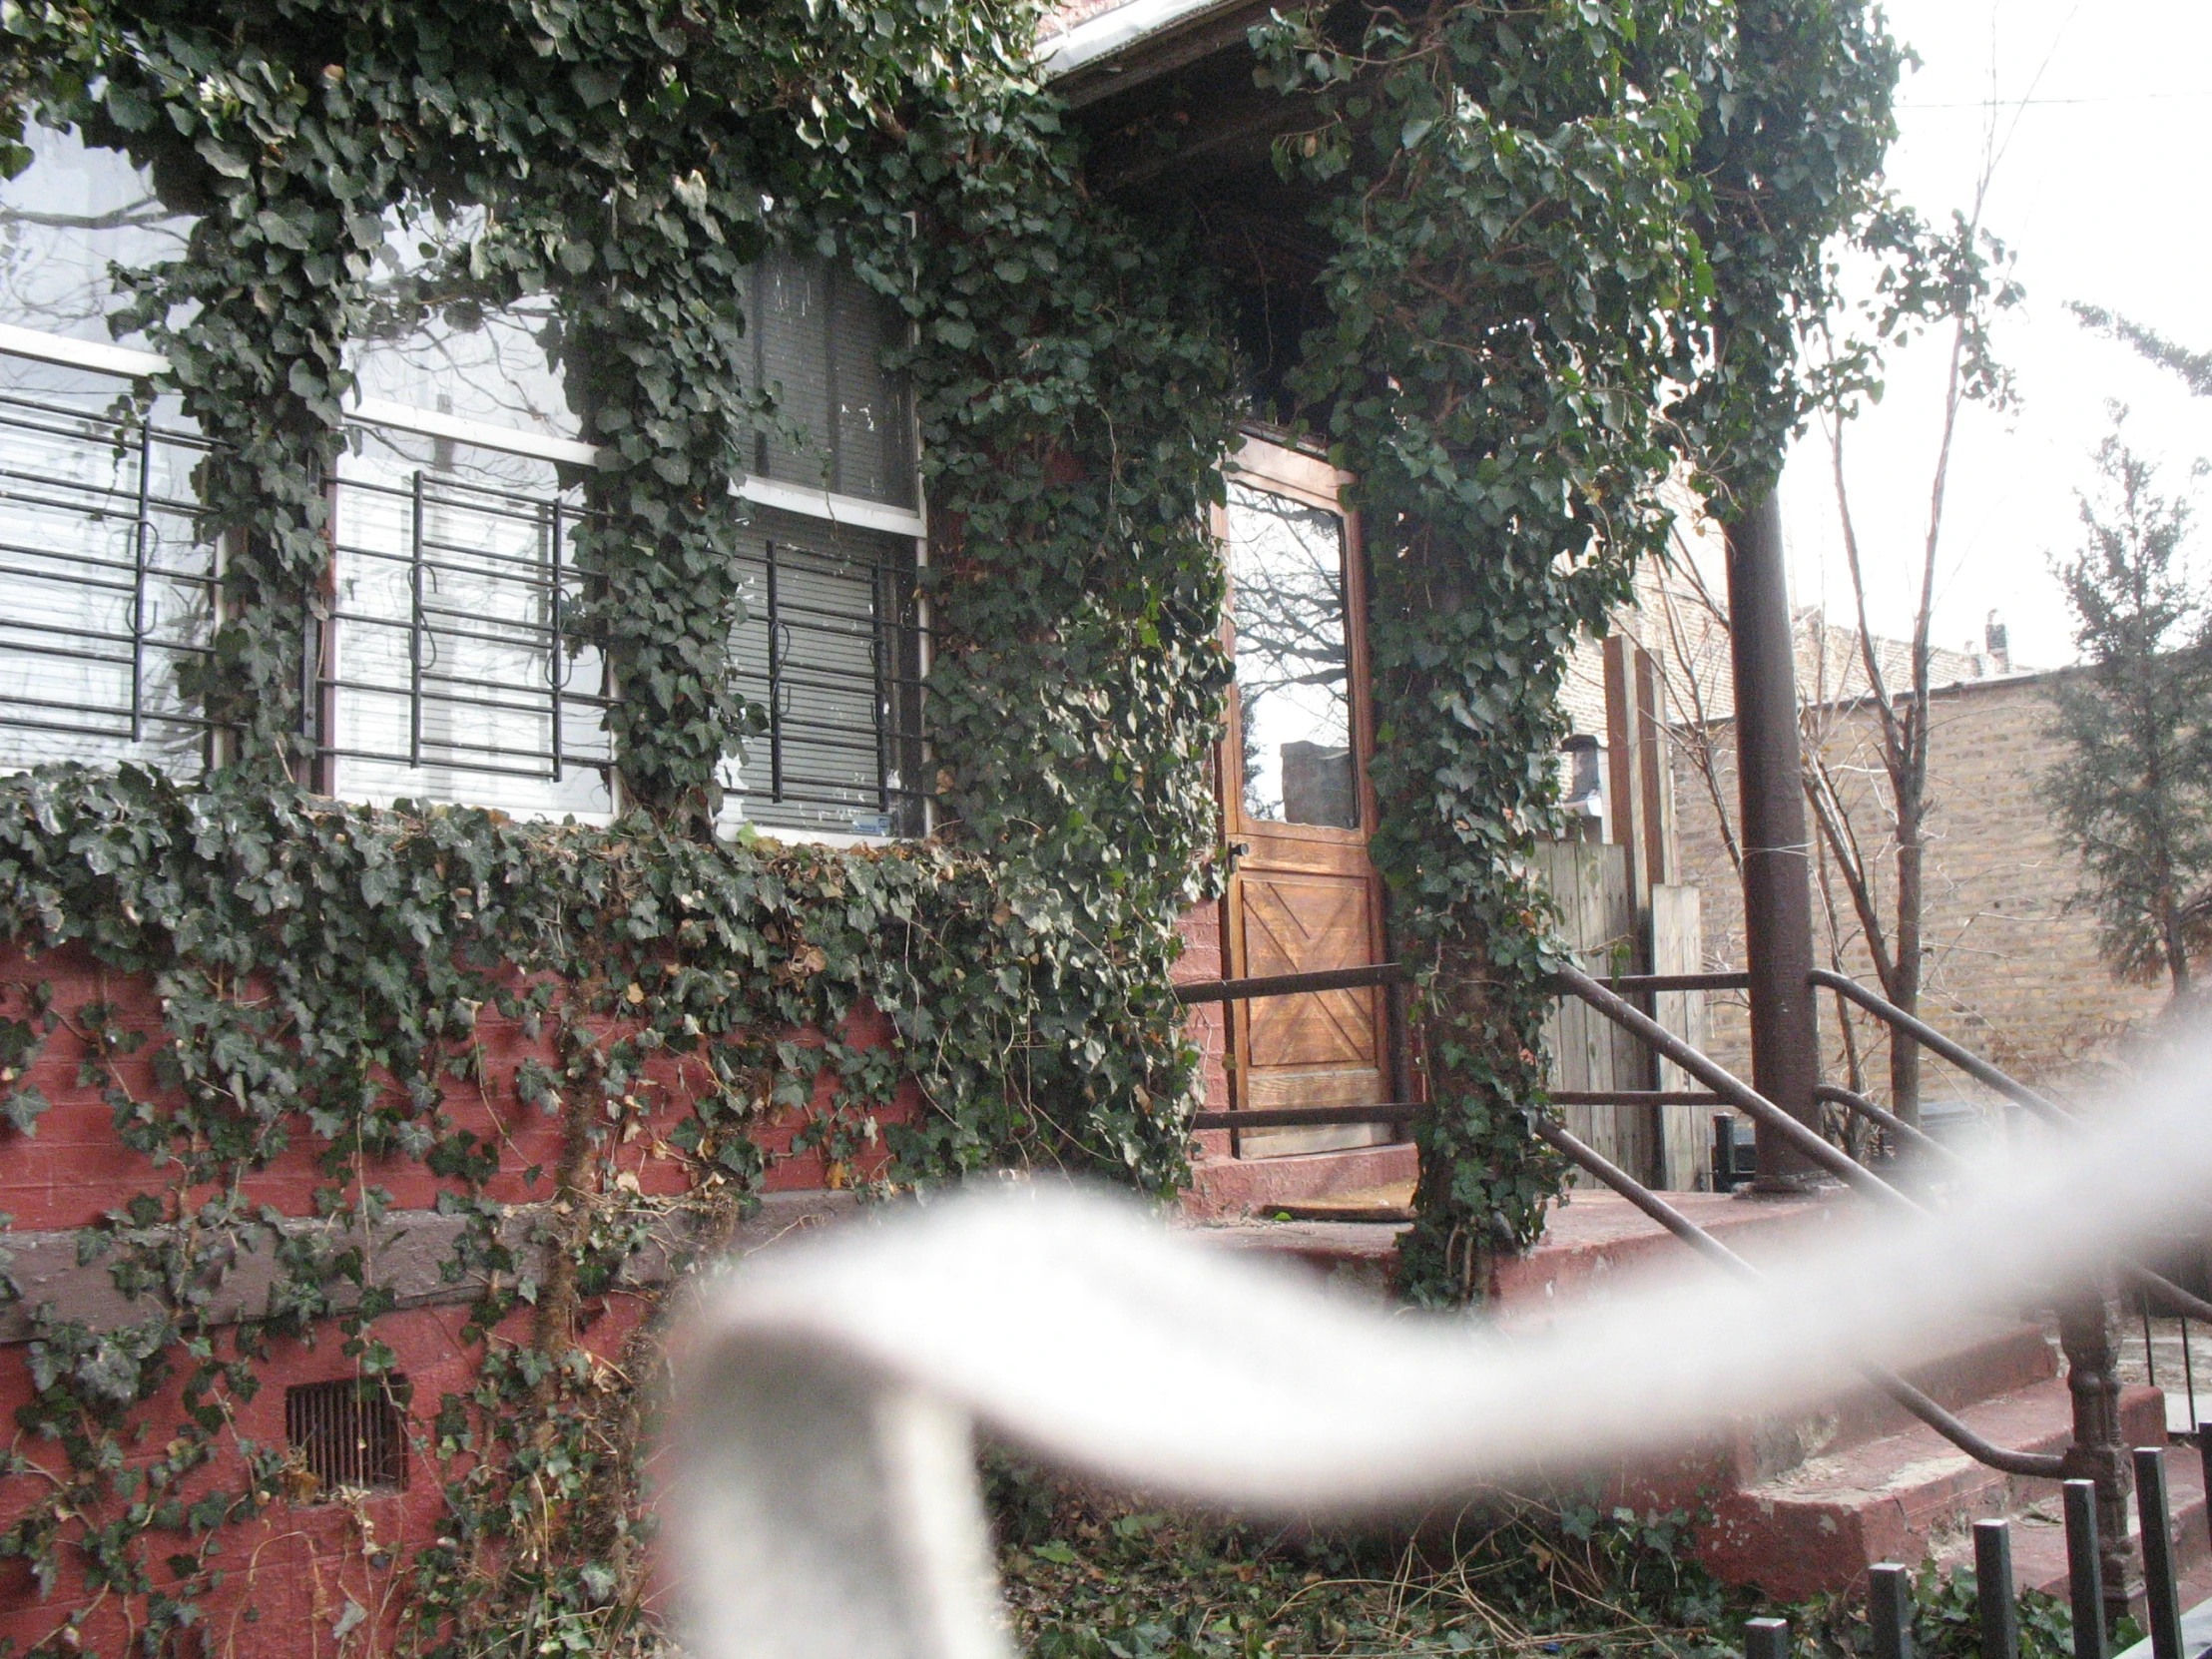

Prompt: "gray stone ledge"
[0,1188,858,1343]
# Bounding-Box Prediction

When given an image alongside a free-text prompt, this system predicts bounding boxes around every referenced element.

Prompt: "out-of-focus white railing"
[659,1064,2212,1659]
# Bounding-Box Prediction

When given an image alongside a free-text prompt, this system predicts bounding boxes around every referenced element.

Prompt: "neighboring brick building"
[1672,669,2168,1103]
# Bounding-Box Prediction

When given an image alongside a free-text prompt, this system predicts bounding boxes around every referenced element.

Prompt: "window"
[741,251,915,510]
[718,509,923,838]
[284,1377,408,1495]
[0,370,215,777]
[321,425,616,818]
[0,129,215,777]
[346,204,576,441]
[0,125,195,345]
[0,137,925,837]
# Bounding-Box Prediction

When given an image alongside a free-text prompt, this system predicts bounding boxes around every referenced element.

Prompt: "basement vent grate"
[284,1377,408,1495]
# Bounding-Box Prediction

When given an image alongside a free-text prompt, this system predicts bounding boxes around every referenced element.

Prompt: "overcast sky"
[1773,0,2212,672]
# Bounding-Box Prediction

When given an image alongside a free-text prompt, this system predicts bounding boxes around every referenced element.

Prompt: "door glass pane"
[1227,480,1356,829]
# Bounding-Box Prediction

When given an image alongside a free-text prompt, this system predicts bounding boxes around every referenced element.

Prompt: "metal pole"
[1870,1562,1915,1659]
[548,500,565,782]
[2200,1425,2212,1561]
[1745,1617,1791,1659]
[2136,1445,2183,1659]
[2181,1308,2195,1426]
[767,538,784,803]
[130,417,153,743]
[1724,490,1821,1188]
[409,470,426,769]
[2062,1480,2106,1659]
[2060,1283,2138,1628]
[1975,1520,2018,1659]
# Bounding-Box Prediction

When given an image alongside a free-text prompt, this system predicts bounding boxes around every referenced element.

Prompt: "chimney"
[1984,610,2010,674]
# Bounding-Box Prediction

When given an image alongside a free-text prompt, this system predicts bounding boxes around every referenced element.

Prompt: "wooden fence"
[1531,840,1710,1190]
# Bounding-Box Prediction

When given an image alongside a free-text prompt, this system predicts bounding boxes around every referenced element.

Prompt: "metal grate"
[723,508,926,837]
[0,381,218,776]
[284,1377,408,1495]
[323,451,619,813]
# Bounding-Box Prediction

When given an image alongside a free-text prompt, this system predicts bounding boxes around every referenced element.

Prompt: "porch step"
[1931,1447,2210,1609]
[1266,1180,1415,1223]
[1724,1322,2059,1486]
[1699,1377,2167,1600]
[1184,1141,1417,1220]
[1191,1216,1404,1291]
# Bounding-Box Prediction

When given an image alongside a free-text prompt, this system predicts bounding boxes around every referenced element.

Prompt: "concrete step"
[1733,1323,2060,1486]
[1699,1378,2167,1601]
[1267,1181,1415,1223]
[1613,1324,2059,1520]
[1182,1188,1838,1305]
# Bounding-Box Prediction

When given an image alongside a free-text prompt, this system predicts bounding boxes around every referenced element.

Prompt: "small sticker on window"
[850,814,892,837]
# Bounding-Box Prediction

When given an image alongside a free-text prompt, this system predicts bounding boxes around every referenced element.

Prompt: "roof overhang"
[1037,0,1247,79]
[1038,0,1277,109]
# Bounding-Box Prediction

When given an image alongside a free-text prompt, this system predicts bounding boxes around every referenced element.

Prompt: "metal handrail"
[1808,972,2212,1325]
[1188,1103,1419,1131]
[1528,1114,2066,1479]
[1174,963,1408,1005]
[1543,966,2080,1478]
[1187,956,2212,1367]
[1807,969,2074,1126]
[1813,1082,1954,1164]
[1552,1090,1727,1107]
[1550,964,1916,1213]
[1587,970,1752,994]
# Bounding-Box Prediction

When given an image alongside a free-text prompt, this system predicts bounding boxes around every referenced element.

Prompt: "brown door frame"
[1214,431,1389,1154]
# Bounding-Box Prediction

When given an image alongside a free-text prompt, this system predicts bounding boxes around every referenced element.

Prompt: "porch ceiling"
[1046,0,1341,291]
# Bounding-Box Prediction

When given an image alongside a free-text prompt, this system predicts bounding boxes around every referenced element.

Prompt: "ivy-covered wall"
[0,0,1906,1649]
[0,0,1250,1648]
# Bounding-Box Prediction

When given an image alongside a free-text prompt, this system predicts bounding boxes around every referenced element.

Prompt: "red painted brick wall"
[0,942,910,1658]
[1175,900,1231,1161]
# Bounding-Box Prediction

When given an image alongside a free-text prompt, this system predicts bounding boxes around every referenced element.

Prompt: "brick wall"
[0,941,910,1659]
[1175,900,1233,1162]
[1672,672,2168,1101]
[0,904,1243,1658]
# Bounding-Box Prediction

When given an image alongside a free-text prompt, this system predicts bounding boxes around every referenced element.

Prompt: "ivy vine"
[0,0,1240,1646]
[0,0,1906,1648]
[1255,0,1904,1297]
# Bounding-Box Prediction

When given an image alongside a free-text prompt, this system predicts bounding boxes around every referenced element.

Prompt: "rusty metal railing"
[1168,952,2202,1625]
[1176,963,1421,1134]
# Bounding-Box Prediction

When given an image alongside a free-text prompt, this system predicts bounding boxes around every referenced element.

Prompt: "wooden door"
[1217,435,1391,1158]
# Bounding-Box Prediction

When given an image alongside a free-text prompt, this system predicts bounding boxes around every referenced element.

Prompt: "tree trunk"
[1890,767,1923,1128]
[2161,891,2193,1003]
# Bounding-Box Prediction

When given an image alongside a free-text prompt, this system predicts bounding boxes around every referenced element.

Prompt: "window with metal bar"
[324,425,617,818]
[720,508,924,838]
[0,135,926,835]
[0,129,215,777]
[0,358,216,777]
